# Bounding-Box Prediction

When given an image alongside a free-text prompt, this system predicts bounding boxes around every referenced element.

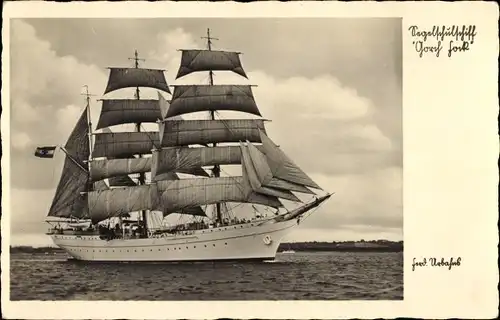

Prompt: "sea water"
[10,251,403,300]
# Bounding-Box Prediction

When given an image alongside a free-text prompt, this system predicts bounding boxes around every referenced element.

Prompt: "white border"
[2,1,498,319]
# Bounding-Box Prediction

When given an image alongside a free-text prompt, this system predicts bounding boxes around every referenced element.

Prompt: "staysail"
[240,142,301,202]
[258,130,322,190]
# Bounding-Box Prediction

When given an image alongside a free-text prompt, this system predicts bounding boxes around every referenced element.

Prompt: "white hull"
[51,218,299,262]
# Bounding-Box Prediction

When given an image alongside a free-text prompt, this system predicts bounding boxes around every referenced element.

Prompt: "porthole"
[134,250,137,252]
[186,246,188,249]
[204,245,207,248]
[225,243,228,245]
[213,244,215,247]
[158,249,161,251]
[142,249,144,252]
[194,246,196,248]
[150,249,153,252]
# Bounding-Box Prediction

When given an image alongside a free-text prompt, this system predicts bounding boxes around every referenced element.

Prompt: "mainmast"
[203,28,223,224]
[129,50,148,237]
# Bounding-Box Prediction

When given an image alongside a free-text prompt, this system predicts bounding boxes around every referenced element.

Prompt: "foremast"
[129,50,149,236]
[87,51,176,227]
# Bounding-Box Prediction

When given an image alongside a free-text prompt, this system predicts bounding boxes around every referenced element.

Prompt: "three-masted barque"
[37,29,332,262]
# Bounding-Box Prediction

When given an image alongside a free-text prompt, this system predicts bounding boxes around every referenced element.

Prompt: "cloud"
[303,167,403,231]
[10,19,107,146]
[10,187,56,235]
[11,132,32,150]
[10,20,107,189]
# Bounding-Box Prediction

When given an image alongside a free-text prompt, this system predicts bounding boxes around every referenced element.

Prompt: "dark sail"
[47,108,90,218]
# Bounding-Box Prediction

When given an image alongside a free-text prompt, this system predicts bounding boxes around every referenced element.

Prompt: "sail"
[259,130,322,190]
[241,164,284,208]
[92,131,159,159]
[151,172,206,217]
[176,49,247,79]
[104,67,171,95]
[151,145,262,178]
[158,92,180,120]
[159,119,266,147]
[94,180,110,191]
[90,158,150,182]
[157,177,282,213]
[108,175,137,187]
[166,85,261,118]
[96,99,162,129]
[88,185,157,223]
[240,143,301,202]
[246,142,314,194]
[90,157,208,182]
[47,108,90,218]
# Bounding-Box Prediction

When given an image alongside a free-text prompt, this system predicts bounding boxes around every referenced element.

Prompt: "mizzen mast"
[81,85,96,192]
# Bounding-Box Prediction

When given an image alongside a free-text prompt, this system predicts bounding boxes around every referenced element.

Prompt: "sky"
[8,18,402,246]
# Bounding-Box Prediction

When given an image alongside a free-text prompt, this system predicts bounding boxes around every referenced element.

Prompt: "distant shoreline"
[278,240,403,253]
[10,240,403,254]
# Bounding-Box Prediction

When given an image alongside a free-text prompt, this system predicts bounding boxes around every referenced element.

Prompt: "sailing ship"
[36,29,332,262]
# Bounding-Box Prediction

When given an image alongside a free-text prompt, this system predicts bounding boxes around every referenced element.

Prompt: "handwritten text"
[408,25,477,58]
[412,257,462,271]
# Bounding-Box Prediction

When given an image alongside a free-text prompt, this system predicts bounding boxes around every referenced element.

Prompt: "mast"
[202,28,223,224]
[129,50,148,237]
[81,85,94,192]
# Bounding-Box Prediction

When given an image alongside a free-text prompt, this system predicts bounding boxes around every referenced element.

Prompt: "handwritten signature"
[412,257,462,271]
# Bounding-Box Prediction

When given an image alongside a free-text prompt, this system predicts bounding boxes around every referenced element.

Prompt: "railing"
[46,216,280,240]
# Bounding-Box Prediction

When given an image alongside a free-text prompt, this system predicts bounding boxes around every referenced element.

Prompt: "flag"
[34,146,57,158]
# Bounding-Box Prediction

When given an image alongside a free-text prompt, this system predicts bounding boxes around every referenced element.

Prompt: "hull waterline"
[51,219,298,262]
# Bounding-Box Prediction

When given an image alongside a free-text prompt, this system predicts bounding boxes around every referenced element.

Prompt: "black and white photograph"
[8,17,403,301]
[1,2,498,319]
